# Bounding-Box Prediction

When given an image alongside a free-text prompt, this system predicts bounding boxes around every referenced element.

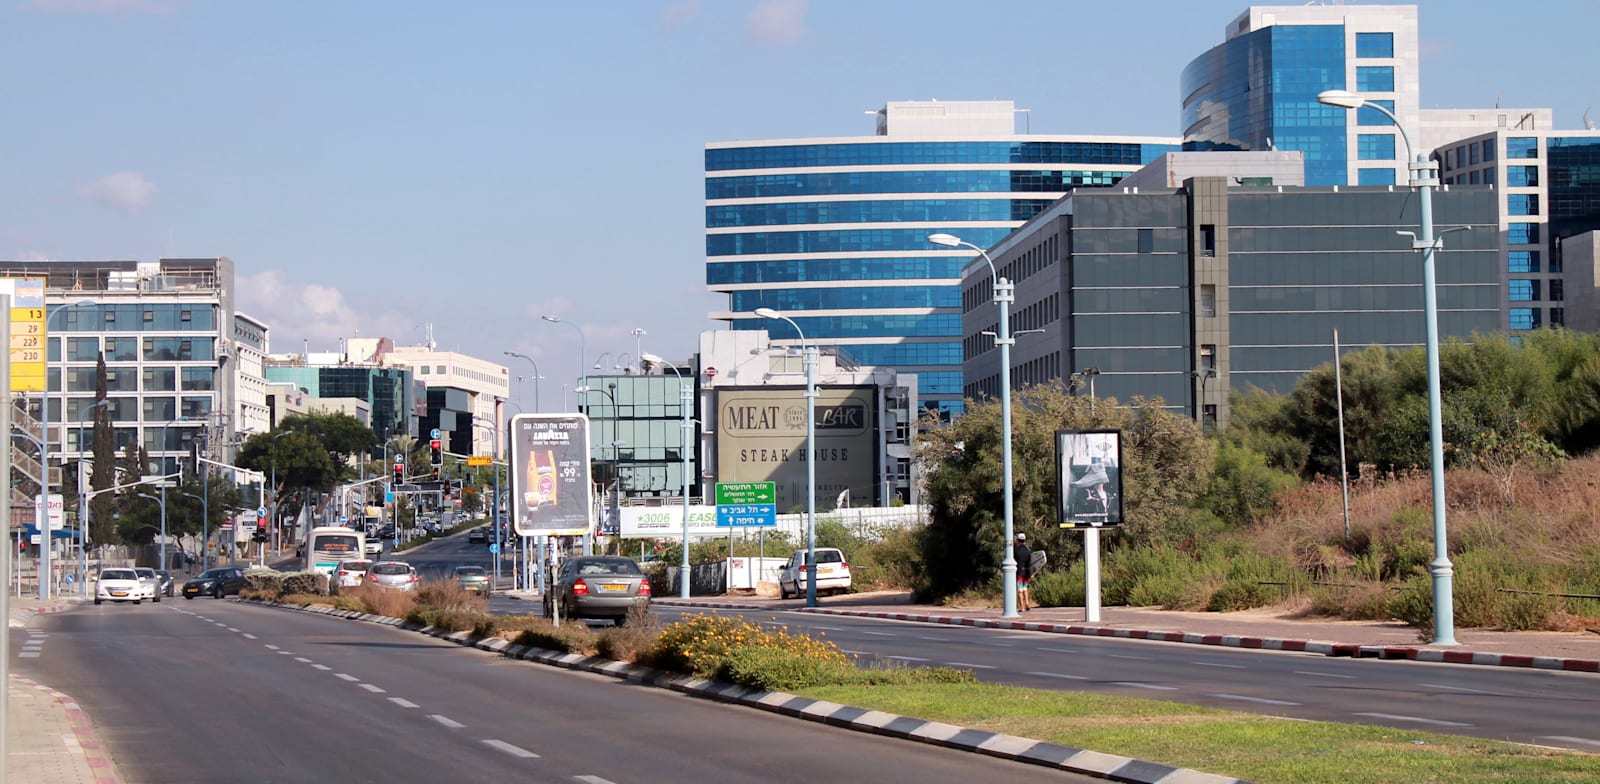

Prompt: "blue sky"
[4,0,1596,411]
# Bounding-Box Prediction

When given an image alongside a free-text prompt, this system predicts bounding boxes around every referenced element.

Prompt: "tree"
[235,429,339,499]
[89,353,118,548]
[917,385,1211,599]
[275,411,377,478]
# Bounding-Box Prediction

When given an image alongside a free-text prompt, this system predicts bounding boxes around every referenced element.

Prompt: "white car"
[133,567,162,603]
[95,568,147,605]
[777,548,851,599]
[334,559,375,590]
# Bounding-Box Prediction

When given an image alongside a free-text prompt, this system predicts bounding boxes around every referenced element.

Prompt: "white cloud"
[237,270,411,353]
[660,0,700,27]
[23,0,177,14]
[76,172,157,215]
[745,0,806,45]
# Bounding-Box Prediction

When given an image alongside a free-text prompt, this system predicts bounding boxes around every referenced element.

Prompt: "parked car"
[468,528,488,544]
[366,560,420,592]
[452,565,490,595]
[334,559,375,591]
[155,569,175,597]
[777,548,852,599]
[133,567,163,603]
[95,568,146,605]
[543,556,651,625]
[183,567,248,599]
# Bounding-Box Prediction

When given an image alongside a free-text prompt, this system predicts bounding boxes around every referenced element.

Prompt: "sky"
[4,0,1597,413]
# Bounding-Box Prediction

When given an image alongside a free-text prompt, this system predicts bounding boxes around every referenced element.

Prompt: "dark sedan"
[543,556,651,625]
[183,567,248,599]
[155,569,176,597]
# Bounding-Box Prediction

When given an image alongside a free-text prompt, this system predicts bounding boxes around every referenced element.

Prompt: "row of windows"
[706,257,967,285]
[1508,223,1541,245]
[730,285,959,311]
[1509,279,1565,303]
[58,303,216,332]
[1444,168,1497,186]
[706,199,1053,228]
[963,323,996,361]
[1510,308,1543,330]
[1508,194,1540,216]
[45,397,212,427]
[58,336,215,363]
[59,366,213,393]
[705,169,1131,199]
[965,356,1067,400]
[1507,137,1539,158]
[708,228,1013,257]
[1358,101,1396,127]
[833,342,962,367]
[706,141,1175,172]
[1355,66,1395,92]
[733,313,961,338]
[1509,251,1542,273]
[1358,168,1397,185]
[1000,234,1058,287]
[63,426,203,454]
[1357,134,1396,161]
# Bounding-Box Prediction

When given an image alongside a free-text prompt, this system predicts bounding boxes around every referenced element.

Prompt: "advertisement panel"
[509,414,593,536]
[34,493,63,530]
[1056,429,1124,528]
[715,386,878,512]
[618,505,722,538]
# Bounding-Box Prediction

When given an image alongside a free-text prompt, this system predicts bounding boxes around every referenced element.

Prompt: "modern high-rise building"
[1181,4,1420,186]
[706,100,1179,417]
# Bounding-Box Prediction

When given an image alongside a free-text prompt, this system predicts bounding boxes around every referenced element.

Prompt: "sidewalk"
[652,590,1600,672]
[8,596,122,784]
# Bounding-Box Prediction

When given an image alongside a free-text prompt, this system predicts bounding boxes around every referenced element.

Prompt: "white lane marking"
[1027,671,1088,681]
[312,664,331,671]
[1210,693,1301,706]
[430,715,465,729]
[841,650,872,656]
[294,658,313,663]
[1294,670,1355,679]
[359,684,386,693]
[861,631,896,637]
[1355,712,1471,727]
[28,633,46,637]
[227,628,240,632]
[213,622,227,626]
[1112,682,1179,691]
[1541,736,1600,748]
[811,626,844,631]
[335,674,360,682]
[388,698,419,709]
[918,636,948,641]
[1108,653,1151,660]
[574,777,618,784]
[264,644,280,650]
[1191,661,1247,669]
[482,739,538,758]
[277,651,293,655]
[1039,647,1079,654]
[946,662,996,669]
[1419,682,1507,697]
[19,652,39,658]
[22,641,42,648]
[989,643,1015,647]
[242,633,256,640]
[886,655,930,662]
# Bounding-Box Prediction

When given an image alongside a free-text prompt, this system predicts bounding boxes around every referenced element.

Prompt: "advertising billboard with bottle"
[509,414,593,537]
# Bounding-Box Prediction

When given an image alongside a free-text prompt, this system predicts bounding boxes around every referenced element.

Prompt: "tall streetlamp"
[592,352,612,372]
[1318,89,1457,646]
[472,419,503,589]
[137,491,168,571]
[630,328,647,372]
[641,352,694,599]
[38,298,97,600]
[928,232,1020,618]
[181,490,208,572]
[154,415,192,572]
[75,398,110,594]
[503,352,542,412]
[541,315,589,552]
[1192,368,1217,431]
[754,307,819,607]
[267,430,294,555]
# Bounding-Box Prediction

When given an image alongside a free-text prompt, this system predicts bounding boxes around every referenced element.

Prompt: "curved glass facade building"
[1180,5,1418,186]
[706,100,1178,417]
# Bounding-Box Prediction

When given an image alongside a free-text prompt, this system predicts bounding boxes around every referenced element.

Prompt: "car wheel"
[213,587,222,599]
[153,594,161,603]
[94,598,102,605]
[184,595,193,600]
[133,599,142,604]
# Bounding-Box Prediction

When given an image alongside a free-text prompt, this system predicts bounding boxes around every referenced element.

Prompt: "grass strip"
[797,682,1600,784]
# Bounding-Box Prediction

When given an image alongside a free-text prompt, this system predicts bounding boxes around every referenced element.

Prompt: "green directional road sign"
[715,482,776,506]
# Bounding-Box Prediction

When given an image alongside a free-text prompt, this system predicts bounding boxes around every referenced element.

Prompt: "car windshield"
[157,571,171,578]
[136,569,155,577]
[574,559,641,576]
[340,562,372,572]
[199,569,231,579]
[101,570,136,580]
[456,568,485,577]
[815,551,844,564]
[372,564,412,576]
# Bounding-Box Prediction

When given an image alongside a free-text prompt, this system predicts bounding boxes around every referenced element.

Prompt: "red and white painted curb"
[654,600,1600,674]
[11,675,123,784]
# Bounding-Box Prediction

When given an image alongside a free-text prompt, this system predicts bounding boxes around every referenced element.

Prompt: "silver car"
[543,556,651,625]
[133,567,163,603]
[366,560,419,592]
[95,569,145,605]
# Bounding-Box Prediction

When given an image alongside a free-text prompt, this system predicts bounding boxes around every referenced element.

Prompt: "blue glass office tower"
[706,100,1177,417]
[1181,5,1418,186]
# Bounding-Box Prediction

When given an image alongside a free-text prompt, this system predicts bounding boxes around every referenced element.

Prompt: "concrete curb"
[11,675,123,784]
[652,599,1600,674]
[245,599,1248,784]
[9,602,72,628]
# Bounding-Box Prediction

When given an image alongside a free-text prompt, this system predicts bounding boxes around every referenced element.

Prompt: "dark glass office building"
[707,100,1177,418]
[264,365,416,443]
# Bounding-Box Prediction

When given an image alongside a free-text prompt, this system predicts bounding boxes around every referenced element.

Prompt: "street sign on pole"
[714,482,777,527]
[1,278,46,392]
[466,455,492,467]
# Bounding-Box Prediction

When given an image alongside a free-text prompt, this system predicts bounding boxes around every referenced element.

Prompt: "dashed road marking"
[574,776,617,783]
[1210,693,1301,706]
[294,657,313,663]
[946,662,995,669]
[1419,682,1507,697]
[335,673,360,682]
[1108,653,1151,661]
[359,684,386,693]
[242,633,256,640]
[1355,712,1470,727]
[886,655,929,662]
[861,631,896,637]
[388,698,419,709]
[1111,682,1178,691]
[1191,661,1247,669]
[1541,736,1600,748]
[312,664,331,671]
[227,627,240,632]
[264,644,280,650]
[482,739,538,758]
[1027,671,1088,680]
[430,715,464,729]
[1295,670,1355,679]
[1039,647,1079,654]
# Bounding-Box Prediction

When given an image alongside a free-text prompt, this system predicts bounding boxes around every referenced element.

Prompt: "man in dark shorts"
[1013,533,1033,611]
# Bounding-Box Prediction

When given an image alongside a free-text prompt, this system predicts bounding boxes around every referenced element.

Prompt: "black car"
[155,569,175,597]
[468,528,488,544]
[183,567,248,599]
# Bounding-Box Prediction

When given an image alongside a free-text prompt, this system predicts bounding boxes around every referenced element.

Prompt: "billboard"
[714,386,878,512]
[509,413,593,536]
[618,505,722,538]
[1056,429,1124,528]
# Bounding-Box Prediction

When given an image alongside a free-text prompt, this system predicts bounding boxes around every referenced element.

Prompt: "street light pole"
[540,315,589,553]
[754,308,819,608]
[643,352,695,599]
[630,328,646,373]
[75,399,110,594]
[503,352,542,413]
[137,491,167,570]
[1318,89,1456,646]
[928,233,1020,618]
[155,415,192,573]
[38,298,97,600]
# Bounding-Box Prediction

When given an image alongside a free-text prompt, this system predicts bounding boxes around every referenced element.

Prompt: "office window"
[1509,280,1539,302]
[1506,165,1539,187]
[1355,66,1395,92]
[1470,170,1481,185]
[142,397,176,421]
[1358,134,1396,160]
[1507,137,1538,158]
[1508,194,1540,215]
[1358,167,1396,185]
[67,337,100,362]
[1355,32,1394,58]
[1199,224,1216,257]
[1550,279,1564,302]
[1357,100,1397,127]
[1482,139,1496,162]
[1200,284,1217,318]
[1509,308,1540,330]
[1508,223,1540,245]
[1507,251,1540,273]
[1137,228,1153,254]
[143,368,176,391]
[1551,308,1565,327]
[1469,143,1480,165]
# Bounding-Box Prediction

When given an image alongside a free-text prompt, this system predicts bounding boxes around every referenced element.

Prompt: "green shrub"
[483,613,545,638]
[840,662,978,686]
[640,614,848,679]
[1384,574,1434,637]
[408,606,486,632]
[281,572,328,596]
[244,572,284,596]
[720,645,855,691]
[1205,578,1274,612]
[512,624,595,654]
[1124,573,1191,609]
[1028,568,1081,609]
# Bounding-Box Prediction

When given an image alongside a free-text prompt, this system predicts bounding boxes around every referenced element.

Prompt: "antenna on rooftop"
[1585,107,1595,131]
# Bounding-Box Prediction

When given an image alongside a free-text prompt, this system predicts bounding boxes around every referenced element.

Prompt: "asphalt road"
[15,598,1106,784]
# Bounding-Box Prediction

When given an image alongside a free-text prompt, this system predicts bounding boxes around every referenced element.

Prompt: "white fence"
[768,505,928,541]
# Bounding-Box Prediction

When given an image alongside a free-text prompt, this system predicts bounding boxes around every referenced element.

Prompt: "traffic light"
[429,438,443,466]
[431,467,441,481]
[252,528,268,544]
[393,462,405,486]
